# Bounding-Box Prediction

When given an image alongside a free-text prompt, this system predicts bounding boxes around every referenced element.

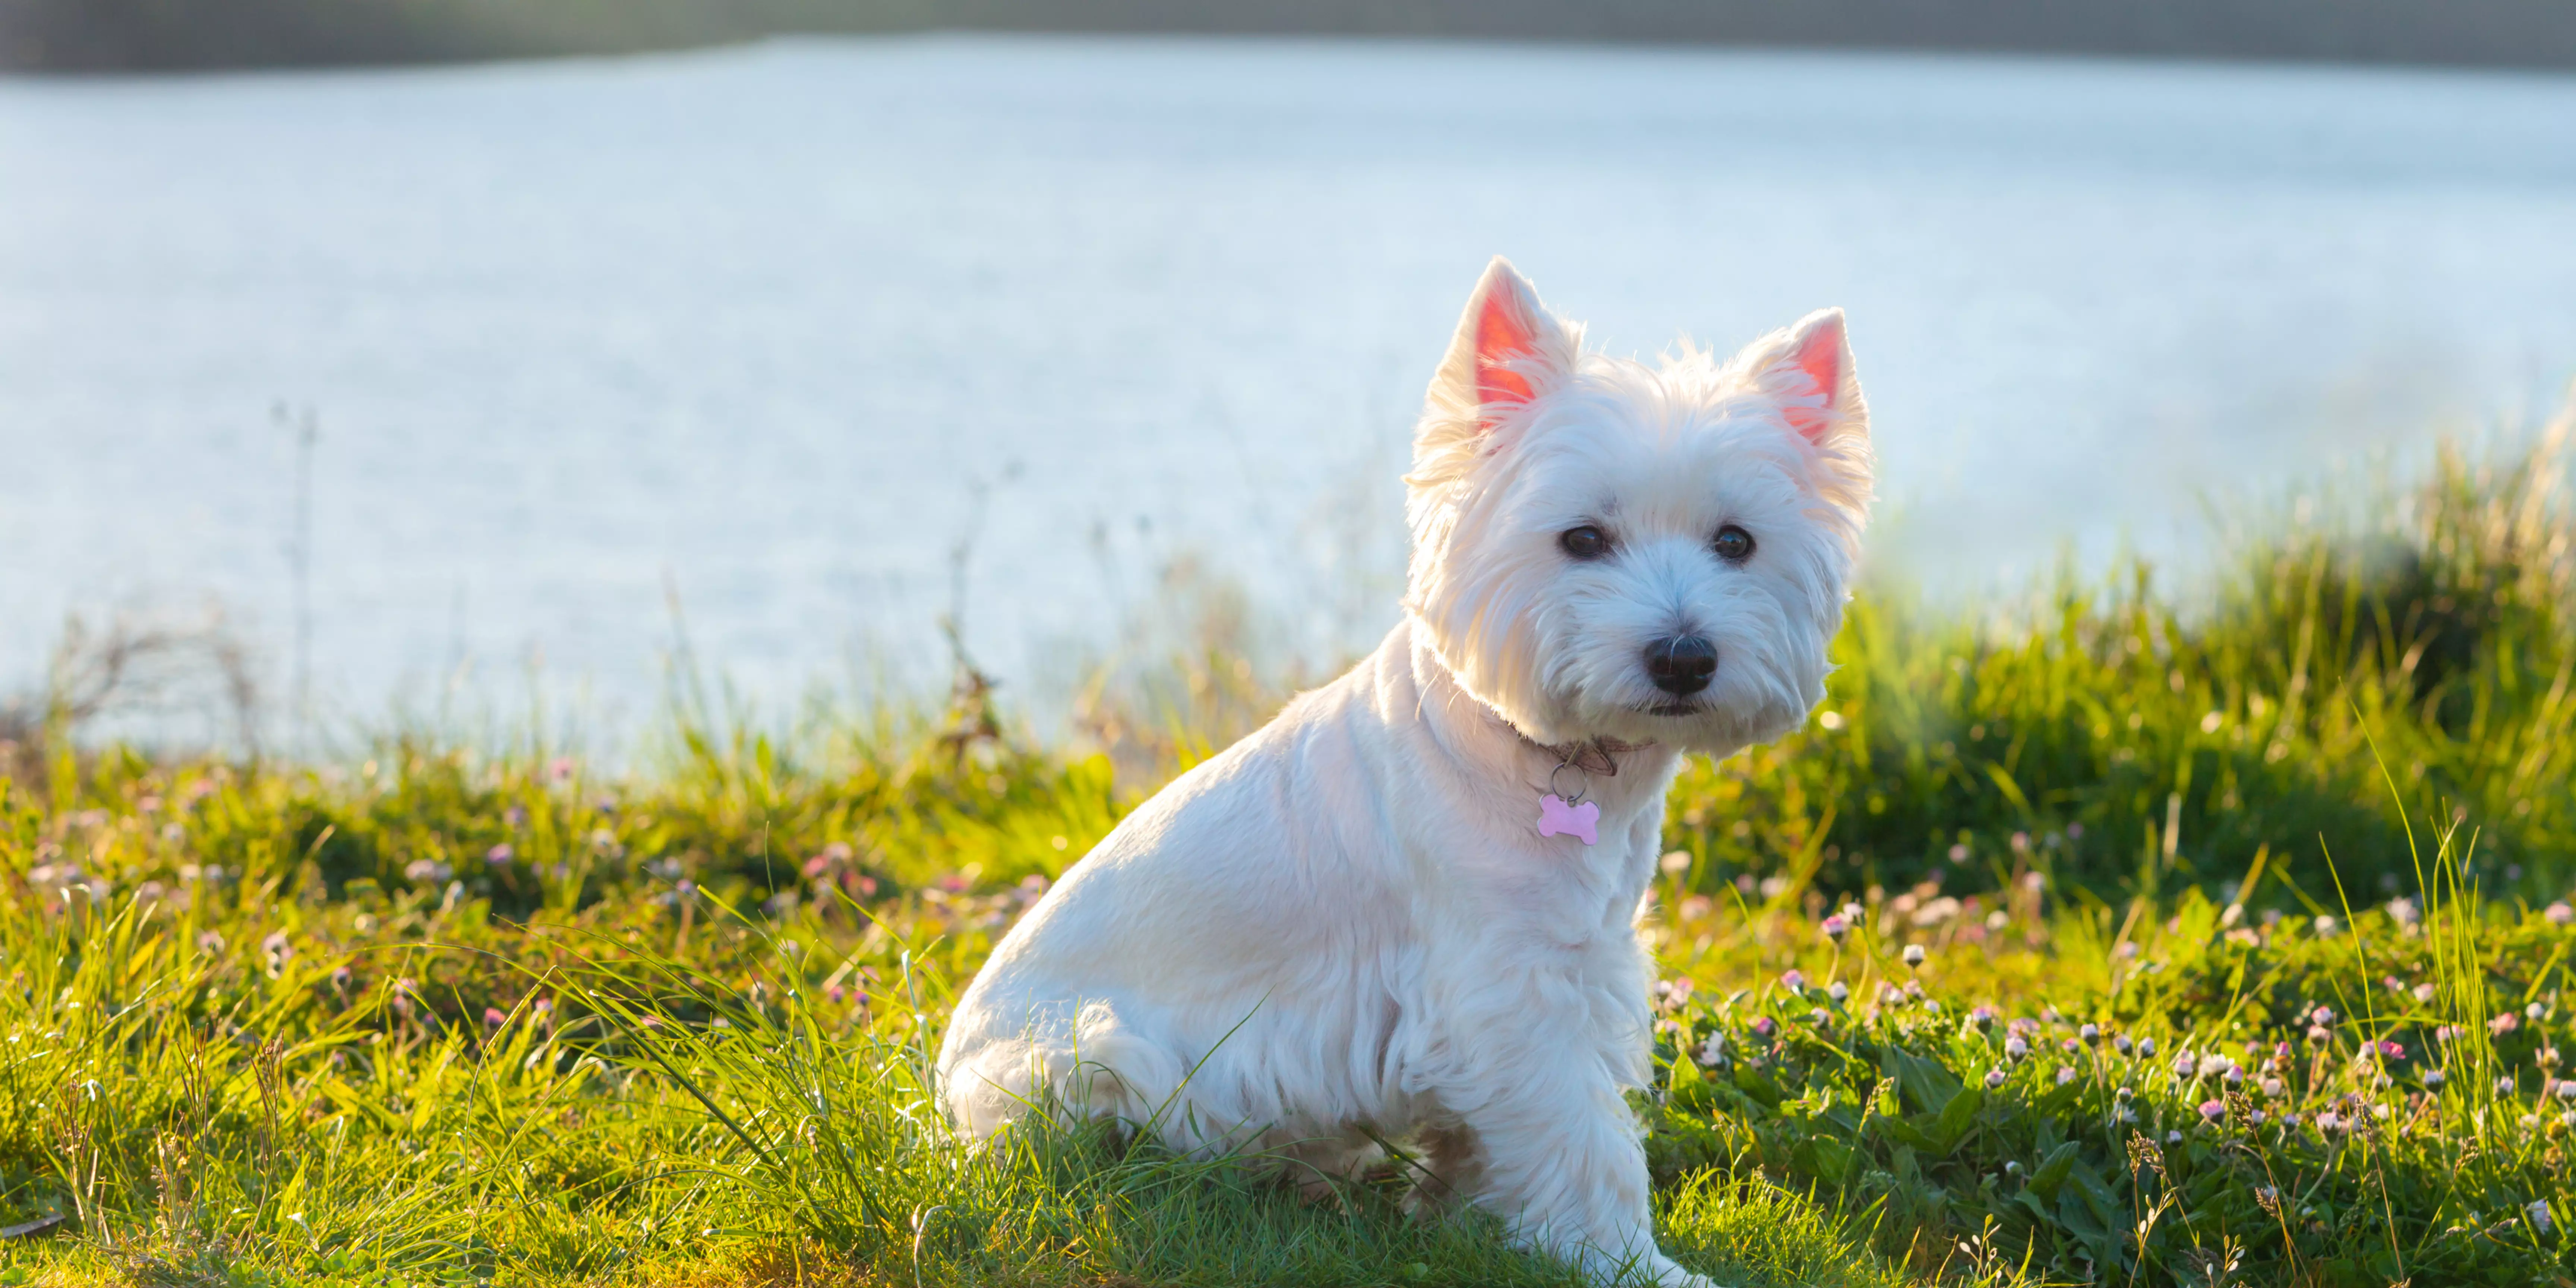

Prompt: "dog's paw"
[1628,1253,1719,1288]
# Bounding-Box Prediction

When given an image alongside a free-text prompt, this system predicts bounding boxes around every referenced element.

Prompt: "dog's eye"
[1712,525,1755,561]
[1559,526,1610,560]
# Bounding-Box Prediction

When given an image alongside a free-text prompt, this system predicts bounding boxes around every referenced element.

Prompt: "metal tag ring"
[1548,760,1589,805]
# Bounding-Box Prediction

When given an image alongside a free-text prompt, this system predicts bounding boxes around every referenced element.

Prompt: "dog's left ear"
[1746,308,1868,446]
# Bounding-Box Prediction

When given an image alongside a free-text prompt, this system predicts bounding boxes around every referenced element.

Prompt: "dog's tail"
[942,999,1200,1145]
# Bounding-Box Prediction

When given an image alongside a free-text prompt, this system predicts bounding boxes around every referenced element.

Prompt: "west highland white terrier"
[940,258,1873,1287]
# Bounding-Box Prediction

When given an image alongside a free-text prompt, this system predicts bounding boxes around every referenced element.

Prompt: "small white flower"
[2532,1200,2556,1235]
[1902,944,1927,967]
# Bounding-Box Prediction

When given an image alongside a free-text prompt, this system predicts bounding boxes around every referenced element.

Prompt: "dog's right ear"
[1413,259,1578,485]
[1429,257,1575,426]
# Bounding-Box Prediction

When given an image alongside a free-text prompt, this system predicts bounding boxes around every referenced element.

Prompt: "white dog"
[940,258,1872,1287]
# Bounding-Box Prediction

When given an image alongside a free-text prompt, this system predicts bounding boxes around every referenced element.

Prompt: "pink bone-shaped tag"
[1537,793,1600,846]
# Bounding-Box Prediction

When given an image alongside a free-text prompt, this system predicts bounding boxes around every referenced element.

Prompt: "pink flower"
[2198,1099,2225,1121]
[1985,1068,2007,1089]
[1780,969,1807,992]
[2494,1013,2523,1036]
[486,843,514,865]
[2550,902,2575,927]
[1820,914,1850,943]
[1750,1016,1778,1039]
[484,1007,507,1027]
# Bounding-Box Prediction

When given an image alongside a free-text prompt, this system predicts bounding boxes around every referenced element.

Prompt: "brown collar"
[1519,731,1650,777]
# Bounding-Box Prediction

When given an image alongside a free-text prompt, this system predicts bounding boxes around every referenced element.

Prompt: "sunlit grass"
[1,417,2572,1286]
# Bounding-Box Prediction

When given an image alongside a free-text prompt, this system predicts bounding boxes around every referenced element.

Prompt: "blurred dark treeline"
[7,0,2576,72]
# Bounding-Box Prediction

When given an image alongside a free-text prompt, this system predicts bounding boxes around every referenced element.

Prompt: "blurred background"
[4,1,2575,751]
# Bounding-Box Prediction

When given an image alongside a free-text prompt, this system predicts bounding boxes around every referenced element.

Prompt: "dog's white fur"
[939,259,1872,1287]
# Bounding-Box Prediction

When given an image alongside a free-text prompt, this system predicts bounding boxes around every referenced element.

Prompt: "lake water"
[5,36,2576,741]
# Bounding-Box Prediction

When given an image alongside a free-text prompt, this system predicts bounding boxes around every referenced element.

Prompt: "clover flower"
[1820,914,1850,943]
[1902,944,1927,968]
[2261,1076,2286,1098]
[2494,1013,2523,1036]
[2424,1070,2447,1089]
[1827,981,1850,1004]
[2079,1023,2101,1045]
[2313,915,2339,936]
[2138,1036,2158,1058]
[1780,969,1807,994]
[1750,1016,1778,1039]
[2414,982,2438,1004]
[2550,902,2575,927]
[1986,1068,2008,1089]
[487,843,514,866]
[2005,1035,2029,1061]
[2056,1066,2077,1086]
[2198,1099,2225,1122]
[2114,1034,2134,1057]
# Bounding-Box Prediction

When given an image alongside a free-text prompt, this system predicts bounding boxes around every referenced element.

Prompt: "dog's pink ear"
[1470,267,1545,409]
[1756,308,1864,444]
[1430,257,1573,430]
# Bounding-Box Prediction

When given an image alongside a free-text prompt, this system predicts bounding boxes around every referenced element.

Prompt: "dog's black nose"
[1644,636,1717,696]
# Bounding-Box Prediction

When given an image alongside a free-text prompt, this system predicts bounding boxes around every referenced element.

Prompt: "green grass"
[1,420,2571,1286]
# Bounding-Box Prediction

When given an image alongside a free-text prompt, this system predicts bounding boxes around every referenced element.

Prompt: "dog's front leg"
[1436,1048,1709,1288]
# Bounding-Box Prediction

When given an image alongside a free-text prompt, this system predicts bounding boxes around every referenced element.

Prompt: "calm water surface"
[4,37,2575,736]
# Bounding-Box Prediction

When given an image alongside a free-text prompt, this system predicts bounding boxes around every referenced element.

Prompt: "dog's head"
[1404,258,1874,757]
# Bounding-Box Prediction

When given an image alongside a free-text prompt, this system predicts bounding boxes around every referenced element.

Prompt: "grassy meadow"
[2,422,2573,1287]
